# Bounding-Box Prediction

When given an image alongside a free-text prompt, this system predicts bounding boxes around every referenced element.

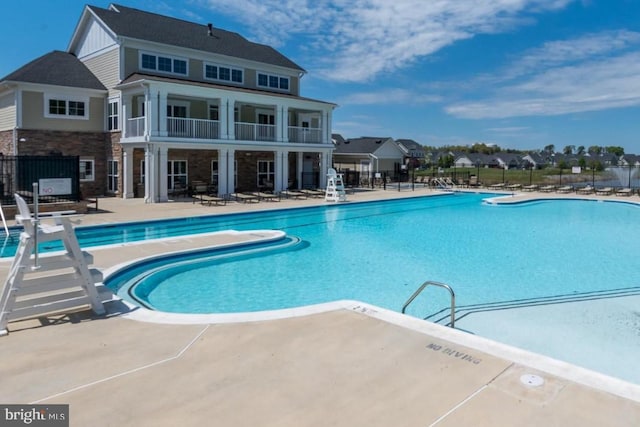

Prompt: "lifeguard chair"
[325,168,347,202]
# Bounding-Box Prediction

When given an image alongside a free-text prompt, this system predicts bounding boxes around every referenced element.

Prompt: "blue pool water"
[104,193,640,320]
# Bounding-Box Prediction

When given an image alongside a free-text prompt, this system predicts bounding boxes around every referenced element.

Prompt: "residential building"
[395,138,424,167]
[0,3,336,201]
[332,136,405,176]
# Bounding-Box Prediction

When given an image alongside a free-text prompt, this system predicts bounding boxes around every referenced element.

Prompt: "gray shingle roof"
[1,50,106,90]
[333,137,393,154]
[89,4,304,72]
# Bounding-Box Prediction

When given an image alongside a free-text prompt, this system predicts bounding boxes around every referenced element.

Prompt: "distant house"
[395,139,424,167]
[493,153,523,169]
[332,136,405,175]
[0,3,336,201]
[619,154,640,167]
[521,152,549,169]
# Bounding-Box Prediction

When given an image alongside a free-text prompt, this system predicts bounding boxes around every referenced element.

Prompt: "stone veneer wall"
[0,130,14,154]
[14,129,110,197]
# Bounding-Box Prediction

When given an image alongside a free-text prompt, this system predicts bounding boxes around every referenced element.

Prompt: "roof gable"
[77,3,304,72]
[1,51,106,90]
[334,137,403,158]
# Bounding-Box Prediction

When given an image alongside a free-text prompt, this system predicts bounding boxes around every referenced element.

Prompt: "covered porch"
[120,143,332,203]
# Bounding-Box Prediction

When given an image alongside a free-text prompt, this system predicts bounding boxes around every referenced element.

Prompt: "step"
[22,251,94,271]
[14,268,103,297]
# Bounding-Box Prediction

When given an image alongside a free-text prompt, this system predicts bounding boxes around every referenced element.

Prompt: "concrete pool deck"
[2,187,640,426]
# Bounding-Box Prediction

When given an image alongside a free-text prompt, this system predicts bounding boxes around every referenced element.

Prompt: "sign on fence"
[38,178,72,196]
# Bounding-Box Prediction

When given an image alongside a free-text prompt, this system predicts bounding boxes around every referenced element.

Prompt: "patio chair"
[615,188,633,197]
[556,185,574,193]
[577,185,594,195]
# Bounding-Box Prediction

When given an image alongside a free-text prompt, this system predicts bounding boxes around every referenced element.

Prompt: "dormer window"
[140,52,188,76]
[257,72,289,91]
[204,63,243,84]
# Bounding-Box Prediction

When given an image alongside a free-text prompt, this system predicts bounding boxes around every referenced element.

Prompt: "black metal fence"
[0,155,80,205]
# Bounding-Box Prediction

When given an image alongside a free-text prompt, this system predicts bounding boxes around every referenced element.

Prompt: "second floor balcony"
[125,116,325,144]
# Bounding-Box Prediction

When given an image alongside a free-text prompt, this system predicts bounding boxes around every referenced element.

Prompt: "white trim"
[203,62,244,85]
[257,71,290,92]
[79,158,95,182]
[139,50,189,76]
[44,94,89,120]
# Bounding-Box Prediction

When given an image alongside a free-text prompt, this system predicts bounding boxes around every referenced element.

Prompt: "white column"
[146,88,160,136]
[324,109,332,144]
[158,145,168,202]
[218,99,228,139]
[320,151,331,188]
[143,87,152,139]
[227,98,236,140]
[296,152,304,189]
[281,150,289,190]
[218,148,228,196]
[122,146,134,198]
[226,149,236,194]
[158,90,168,137]
[121,93,131,138]
[274,149,286,191]
[276,105,288,142]
[144,143,156,203]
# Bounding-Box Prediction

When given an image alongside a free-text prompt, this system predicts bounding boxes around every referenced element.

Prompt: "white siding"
[375,140,405,159]
[83,48,120,93]
[0,93,16,131]
[76,17,118,59]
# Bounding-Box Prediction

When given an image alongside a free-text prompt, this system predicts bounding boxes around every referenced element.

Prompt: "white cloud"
[446,32,640,119]
[198,0,573,82]
[338,88,442,105]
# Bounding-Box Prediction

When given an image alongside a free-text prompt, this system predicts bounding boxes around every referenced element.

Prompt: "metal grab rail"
[402,281,456,328]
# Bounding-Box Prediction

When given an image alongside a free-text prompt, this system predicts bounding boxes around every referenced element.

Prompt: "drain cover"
[520,374,545,387]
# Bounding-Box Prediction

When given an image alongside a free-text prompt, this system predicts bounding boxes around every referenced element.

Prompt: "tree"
[563,145,575,155]
[544,144,555,154]
[588,146,602,155]
[576,146,585,155]
[606,146,625,156]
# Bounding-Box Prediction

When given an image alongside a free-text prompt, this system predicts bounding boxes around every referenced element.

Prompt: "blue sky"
[2,0,639,153]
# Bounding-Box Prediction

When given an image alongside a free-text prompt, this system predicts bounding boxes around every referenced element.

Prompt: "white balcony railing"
[168,117,219,139]
[125,116,326,145]
[288,126,322,143]
[126,116,145,137]
[235,122,275,141]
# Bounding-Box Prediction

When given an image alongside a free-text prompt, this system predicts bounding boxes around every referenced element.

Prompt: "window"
[167,104,188,118]
[257,160,275,188]
[211,160,218,188]
[45,95,89,119]
[108,98,119,130]
[79,158,95,181]
[204,63,243,84]
[140,51,188,76]
[257,72,290,91]
[107,159,119,193]
[167,160,187,190]
[208,105,219,121]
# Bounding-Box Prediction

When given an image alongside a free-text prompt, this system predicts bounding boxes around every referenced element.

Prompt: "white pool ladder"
[402,281,456,328]
[432,177,456,190]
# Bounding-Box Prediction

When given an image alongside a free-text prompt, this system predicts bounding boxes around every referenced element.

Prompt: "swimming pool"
[102,193,640,384]
[107,193,640,312]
